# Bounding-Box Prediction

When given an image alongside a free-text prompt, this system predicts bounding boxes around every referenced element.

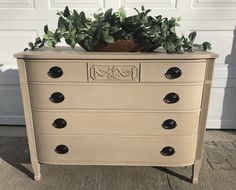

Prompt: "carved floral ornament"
[89,65,139,81]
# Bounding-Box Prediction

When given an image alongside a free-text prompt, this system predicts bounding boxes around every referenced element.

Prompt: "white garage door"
[0,0,235,128]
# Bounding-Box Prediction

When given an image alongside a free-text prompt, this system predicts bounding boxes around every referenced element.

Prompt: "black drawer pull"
[160,146,175,156]
[165,67,182,79]
[49,92,65,103]
[52,118,67,129]
[55,145,69,154]
[163,93,179,104]
[48,66,63,78]
[162,119,177,129]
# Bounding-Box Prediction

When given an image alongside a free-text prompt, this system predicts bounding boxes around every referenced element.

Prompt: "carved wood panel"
[88,63,140,82]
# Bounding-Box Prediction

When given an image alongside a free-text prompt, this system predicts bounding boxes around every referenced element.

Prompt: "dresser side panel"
[17,58,41,179]
[195,58,215,160]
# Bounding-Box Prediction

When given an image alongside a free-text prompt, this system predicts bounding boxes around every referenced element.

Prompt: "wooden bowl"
[79,39,142,52]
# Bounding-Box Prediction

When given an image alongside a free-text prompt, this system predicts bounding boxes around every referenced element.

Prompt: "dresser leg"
[192,160,201,184]
[32,162,41,181]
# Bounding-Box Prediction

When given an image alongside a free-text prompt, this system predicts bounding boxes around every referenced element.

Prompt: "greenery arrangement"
[25,6,211,53]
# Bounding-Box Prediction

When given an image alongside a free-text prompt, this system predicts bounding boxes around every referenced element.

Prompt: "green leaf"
[170,26,176,33]
[63,6,70,18]
[202,42,211,50]
[47,31,54,36]
[34,37,41,45]
[102,22,110,28]
[93,11,103,21]
[104,8,112,21]
[156,15,162,21]
[43,34,49,40]
[63,33,70,39]
[87,27,96,36]
[175,23,180,27]
[193,44,202,49]
[53,30,62,42]
[56,11,63,16]
[46,40,53,47]
[79,11,86,23]
[77,33,86,41]
[70,38,76,48]
[58,16,67,32]
[141,5,145,11]
[28,42,34,48]
[177,16,181,21]
[133,8,140,14]
[145,9,151,15]
[38,41,45,48]
[69,21,74,32]
[101,30,109,40]
[188,31,197,43]
[104,35,115,43]
[44,25,49,34]
[84,38,93,51]
[140,31,149,38]
[73,9,79,17]
[110,26,120,34]
[164,41,176,53]
[118,7,126,22]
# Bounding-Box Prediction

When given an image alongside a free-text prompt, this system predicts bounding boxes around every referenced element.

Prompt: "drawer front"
[35,135,197,166]
[141,60,206,83]
[32,111,200,136]
[29,84,203,110]
[25,60,206,83]
[88,62,140,82]
[25,60,87,82]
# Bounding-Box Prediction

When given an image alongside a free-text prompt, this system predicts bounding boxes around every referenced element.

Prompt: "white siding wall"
[0,0,235,128]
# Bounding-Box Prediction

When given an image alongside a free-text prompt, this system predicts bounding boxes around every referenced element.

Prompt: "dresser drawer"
[141,60,206,83]
[35,134,197,166]
[32,111,200,136]
[25,60,87,82]
[29,84,203,110]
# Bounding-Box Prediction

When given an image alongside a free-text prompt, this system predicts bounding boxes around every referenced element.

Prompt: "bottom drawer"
[35,135,197,166]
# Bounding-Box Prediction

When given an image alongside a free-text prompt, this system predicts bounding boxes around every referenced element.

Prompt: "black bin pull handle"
[52,118,67,129]
[160,146,175,156]
[163,93,180,104]
[48,66,63,78]
[165,67,182,79]
[162,119,177,129]
[55,145,69,154]
[49,92,65,103]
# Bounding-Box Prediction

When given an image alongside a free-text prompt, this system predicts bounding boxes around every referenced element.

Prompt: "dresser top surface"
[14,46,218,60]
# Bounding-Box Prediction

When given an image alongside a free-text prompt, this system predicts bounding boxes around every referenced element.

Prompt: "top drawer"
[25,60,206,83]
[25,60,87,82]
[141,60,206,83]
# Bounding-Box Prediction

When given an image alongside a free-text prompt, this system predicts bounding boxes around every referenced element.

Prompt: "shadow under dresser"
[14,47,218,183]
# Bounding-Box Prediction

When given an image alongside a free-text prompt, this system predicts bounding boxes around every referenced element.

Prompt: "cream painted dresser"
[14,47,218,183]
